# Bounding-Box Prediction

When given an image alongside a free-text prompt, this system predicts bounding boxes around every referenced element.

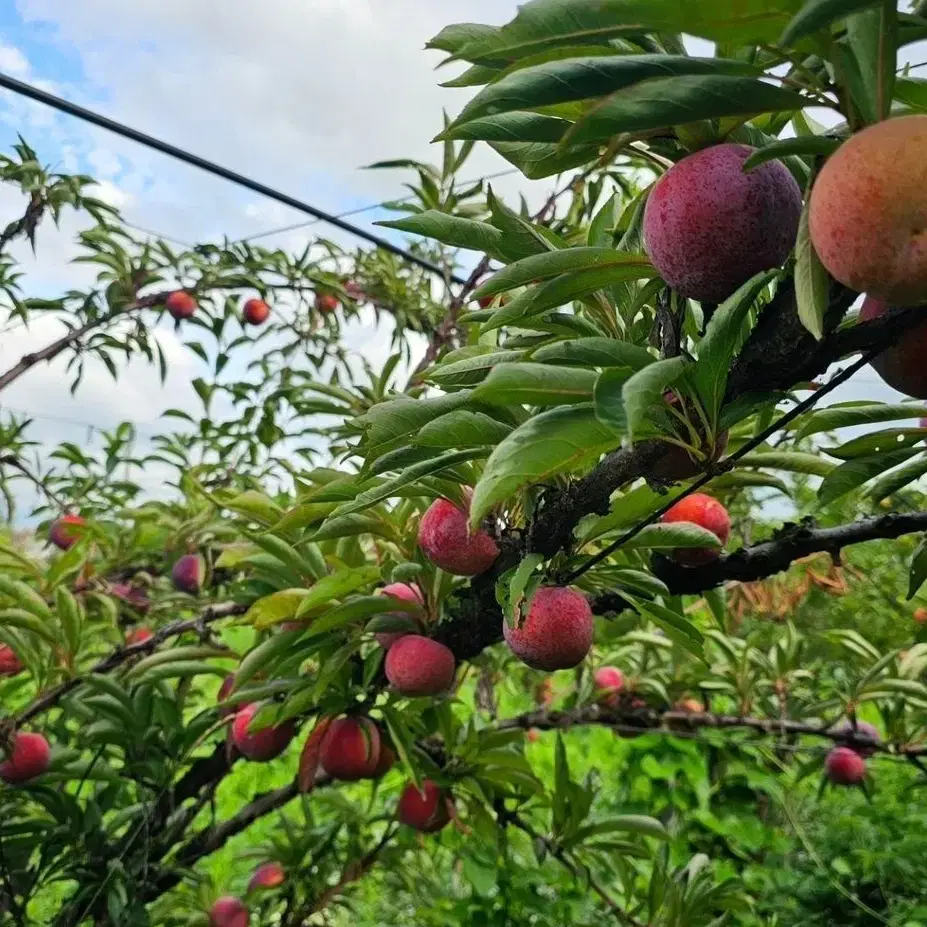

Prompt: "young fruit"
[858,296,927,398]
[49,513,85,550]
[248,862,285,892]
[824,746,867,786]
[319,716,381,781]
[526,729,541,743]
[242,298,270,326]
[125,627,154,647]
[916,607,927,625]
[661,494,731,566]
[418,496,499,576]
[315,292,339,314]
[209,896,249,927]
[397,780,450,832]
[504,587,594,672]
[594,666,624,707]
[374,582,425,650]
[230,703,295,762]
[385,635,456,696]
[0,645,23,677]
[830,719,881,757]
[165,290,196,320]
[110,583,151,612]
[675,697,705,714]
[0,731,51,784]
[810,115,927,305]
[172,553,206,595]
[643,143,801,303]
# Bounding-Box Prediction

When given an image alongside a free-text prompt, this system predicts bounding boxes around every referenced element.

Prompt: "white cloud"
[0,42,30,77]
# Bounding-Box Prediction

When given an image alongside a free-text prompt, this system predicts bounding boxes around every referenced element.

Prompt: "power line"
[237,167,520,244]
[0,71,468,286]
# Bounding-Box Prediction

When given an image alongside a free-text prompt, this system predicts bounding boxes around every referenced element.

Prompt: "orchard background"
[4,1,927,925]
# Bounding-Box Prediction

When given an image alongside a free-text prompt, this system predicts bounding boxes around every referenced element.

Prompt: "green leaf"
[737,451,835,476]
[425,350,527,388]
[796,403,927,439]
[244,589,310,630]
[794,202,830,341]
[781,0,885,45]
[427,22,499,54]
[568,815,670,848]
[224,490,283,527]
[564,76,809,147]
[532,337,654,370]
[293,566,383,621]
[742,136,841,170]
[637,601,705,661]
[470,405,618,529]
[829,428,927,459]
[450,55,757,127]
[817,448,921,507]
[865,456,927,502]
[895,77,927,112]
[236,629,306,687]
[491,137,602,180]
[376,212,504,258]
[908,537,927,599]
[473,363,598,407]
[694,270,777,418]
[622,356,688,440]
[487,187,557,260]
[332,450,483,517]
[622,522,723,551]
[846,2,896,123]
[473,248,654,300]
[415,410,514,448]
[453,1,806,63]
[305,596,424,640]
[497,553,545,627]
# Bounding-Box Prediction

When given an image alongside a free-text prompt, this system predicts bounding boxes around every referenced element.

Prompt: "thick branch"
[652,511,927,595]
[499,705,920,756]
[15,600,248,726]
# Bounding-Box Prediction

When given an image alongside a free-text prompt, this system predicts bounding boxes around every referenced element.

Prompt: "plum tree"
[594,666,625,707]
[643,143,802,302]
[384,635,456,696]
[373,581,424,649]
[171,553,206,595]
[810,115,927,305]
[48,513,85,550]
[125,627,154,646]
[319,716,381,781]
[164,291,196,321]
[0,644,22,677]
[858,296,927,397]
[397,780,451,833]
[248,862,285,892]
[209,896,249,927]
[242,297,271,326]
[418,495,499,576]
[503,587,594,671]
[825,746,867,786]
[315,292,339,314]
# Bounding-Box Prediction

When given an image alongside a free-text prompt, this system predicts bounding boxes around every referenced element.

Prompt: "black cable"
[0,72,468,285]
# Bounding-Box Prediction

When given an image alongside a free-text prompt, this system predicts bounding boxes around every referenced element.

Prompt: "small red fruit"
[385,635,456,696]
[248,862,285,893]
[315,292,339,314]
[503,587,594,672]
[125,627,154,647]
[165,290,196,320]
[0,731,51,784]
[661,494,731,566]
[375,582,425,650]
[858,296,927,398]
[594,666,624,707]
[320,716,381,781]
[230,703,295,762]
[675,697,705,714]
[242,298,270,326]
[825,746,867,785]
[398,780,451,833]
[49,513,85,551]
[172,553,206,595]
[0,645,23,677]
[916,607,927,625]
[418,496,499,576]
[209,896,249,927]
[526,729,541,743]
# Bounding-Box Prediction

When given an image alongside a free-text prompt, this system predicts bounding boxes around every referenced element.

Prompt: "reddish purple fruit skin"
[209,896,249,927]
[418,498,499,576]
[661,494,731,567]
[320,717,381,781]
[248,862,285,892]
[172,554,205,595]
[242,298,270,326]
[398,780,450,832]
[594,666,624,707]
[375,583,424,650]
[825,746,867,785]
[230,703,295,762]
[0,732,51,784]
[49,514,85,551]
[0,645,23,677]
[859,296,927,398]
[385,635,456,696]
[165,290,196,320]
[644,143,802,303]
[830,719,881,757]
[503,587,594,671]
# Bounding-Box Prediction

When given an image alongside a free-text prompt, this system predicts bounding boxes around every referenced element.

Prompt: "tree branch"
[15,600,248,726]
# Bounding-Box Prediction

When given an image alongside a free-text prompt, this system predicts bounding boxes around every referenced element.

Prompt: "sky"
[0,1,921,520]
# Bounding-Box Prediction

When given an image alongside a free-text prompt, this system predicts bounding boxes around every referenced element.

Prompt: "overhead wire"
[0,71,468,285]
